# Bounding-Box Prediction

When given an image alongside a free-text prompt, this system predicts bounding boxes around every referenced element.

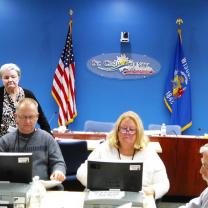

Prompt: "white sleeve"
[152,162,170,199]
[76,160,88,186]
[76,144,104,187]
[178,196,201,208]
[146,150,170,199]
[178,188,208,208]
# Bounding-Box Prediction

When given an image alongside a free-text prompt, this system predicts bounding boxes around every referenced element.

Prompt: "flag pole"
[68,9,73,33]
[176,18,183,41]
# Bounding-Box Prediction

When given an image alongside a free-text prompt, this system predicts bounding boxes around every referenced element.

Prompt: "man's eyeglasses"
[119,127,137,135]
[17,115,38,121]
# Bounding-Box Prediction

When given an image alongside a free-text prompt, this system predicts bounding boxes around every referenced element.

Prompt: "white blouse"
[76,140,170,199]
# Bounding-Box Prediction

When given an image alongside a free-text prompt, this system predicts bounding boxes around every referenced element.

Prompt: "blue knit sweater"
[0,129,66,180]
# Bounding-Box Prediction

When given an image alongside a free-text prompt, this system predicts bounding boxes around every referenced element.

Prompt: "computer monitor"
[0,152,32,183]
[87,160,143,192]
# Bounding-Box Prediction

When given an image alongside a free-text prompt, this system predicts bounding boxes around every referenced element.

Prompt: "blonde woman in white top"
[77,111,170,200]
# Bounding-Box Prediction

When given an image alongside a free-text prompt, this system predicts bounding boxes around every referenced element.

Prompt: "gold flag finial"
[176,18,183,26]
[176,18,183,41]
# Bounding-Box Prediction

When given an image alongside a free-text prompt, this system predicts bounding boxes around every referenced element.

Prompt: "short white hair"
[200,143,208,154]
[0,63,21,79]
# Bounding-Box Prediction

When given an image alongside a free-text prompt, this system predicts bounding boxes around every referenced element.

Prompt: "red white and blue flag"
[52,19,77,126]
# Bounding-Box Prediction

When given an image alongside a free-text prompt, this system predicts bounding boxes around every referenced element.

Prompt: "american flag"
[51,19,77,126]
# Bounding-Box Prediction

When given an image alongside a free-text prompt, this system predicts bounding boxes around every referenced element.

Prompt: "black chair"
[57,140,89,191]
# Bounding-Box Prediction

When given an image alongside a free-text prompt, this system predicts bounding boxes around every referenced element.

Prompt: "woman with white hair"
[0,63,51,136]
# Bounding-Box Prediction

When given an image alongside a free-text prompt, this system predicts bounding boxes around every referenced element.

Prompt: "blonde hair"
[108,111,149,150]
[0,63,21,79]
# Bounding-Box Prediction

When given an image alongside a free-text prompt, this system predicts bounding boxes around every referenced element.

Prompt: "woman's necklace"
[117,148,135,160]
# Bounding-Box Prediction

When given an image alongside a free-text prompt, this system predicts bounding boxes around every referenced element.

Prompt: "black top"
[0,86,51,134]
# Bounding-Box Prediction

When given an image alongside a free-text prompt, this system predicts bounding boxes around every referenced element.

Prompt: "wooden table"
[53,131,162,153]
[53,131,107,140]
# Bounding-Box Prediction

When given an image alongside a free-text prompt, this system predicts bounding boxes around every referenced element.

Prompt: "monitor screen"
[87,160,143,192]
[0,152,32,183]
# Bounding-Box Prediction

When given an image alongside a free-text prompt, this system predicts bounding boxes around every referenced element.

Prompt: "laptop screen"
[87,160,143,192]
[0,152,32,183]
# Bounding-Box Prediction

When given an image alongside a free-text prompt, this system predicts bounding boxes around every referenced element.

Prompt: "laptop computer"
[87,160,143,192]
[84,160,144,208]
[0,152,32,183]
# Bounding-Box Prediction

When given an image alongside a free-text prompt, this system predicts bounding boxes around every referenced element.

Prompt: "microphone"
[198,128,208,139]
[49,111,58,125]
[197,127,206,136]
[198,128,203,132]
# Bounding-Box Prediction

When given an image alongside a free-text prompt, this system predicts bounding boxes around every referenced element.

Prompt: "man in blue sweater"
[0,98,66,183]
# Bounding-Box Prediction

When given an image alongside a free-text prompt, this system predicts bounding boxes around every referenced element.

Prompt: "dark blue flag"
[164,30,192,132]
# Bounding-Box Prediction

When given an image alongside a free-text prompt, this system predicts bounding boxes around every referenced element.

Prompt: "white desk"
[41,191,156,208]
